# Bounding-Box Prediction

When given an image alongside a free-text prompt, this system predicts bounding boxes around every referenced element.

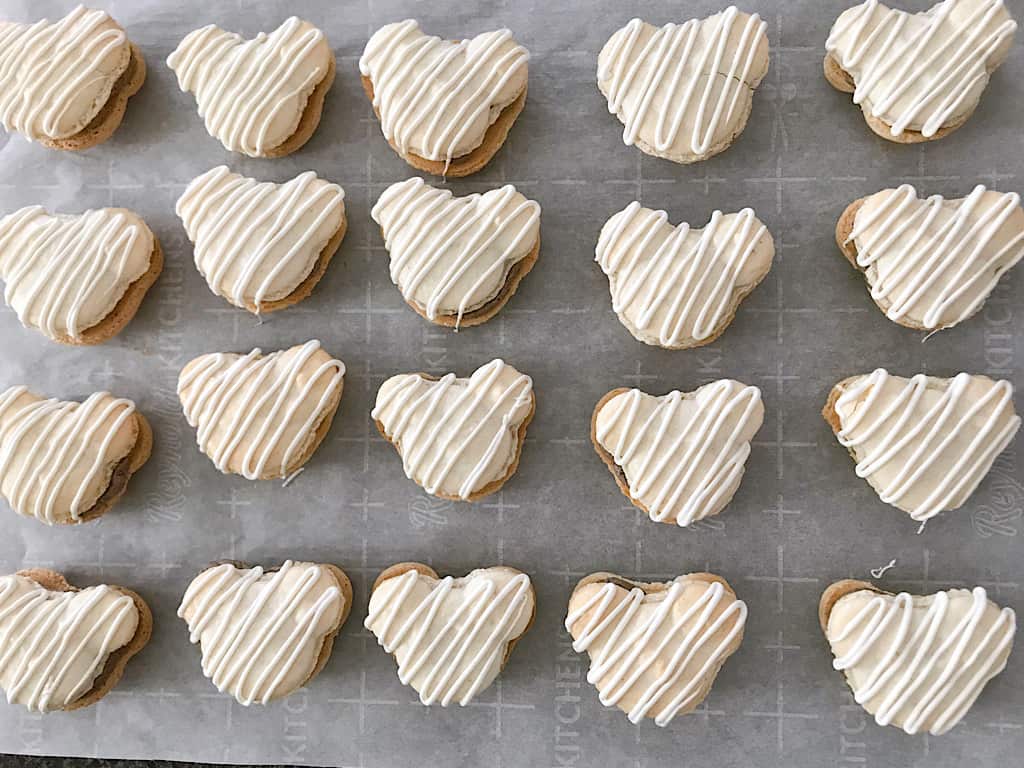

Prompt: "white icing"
[167,17,332,157]
[847,184,1024,330]
[365,567,533,706]
[359,20,529,165]
[596,201,773,348]
[177,340,345,480]
[0,206,154,342]
[371,359,533,500]
[371,177,540,324]
[597,8,769,162]
[566,576,746,726]
[595,381,763,527]
[827,586,1016,735]
[0,5,130,141]
[178,561,344,706]
[0,574,138,712]
[176,166,346,312]
[0,387,138,525]
[826,0,1017,137]
[834,369,1020,521]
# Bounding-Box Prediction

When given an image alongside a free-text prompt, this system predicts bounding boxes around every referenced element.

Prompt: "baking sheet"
[1,0,1023,765]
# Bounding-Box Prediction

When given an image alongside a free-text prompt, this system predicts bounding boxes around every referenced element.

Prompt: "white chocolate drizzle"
[827,586,1016,734]
[0,5,129,141]
[597,8,769,161]
[365,567,533,706]
[167,17,331,157]
[177,340,345,480]
[847,184,1024,330]
[178,561,344,706]
[0,574,138,712]
[596,201,773,348]
[566,577,746,726]
[0,206,153,342]
[834,369,1020,521]
[0,387,138,525]
[371,177,540,325]
[595,382,763,527]
[176,166,346,312]
[825,0,1018,137]
[359,20,529,166]
[372,359,533,500]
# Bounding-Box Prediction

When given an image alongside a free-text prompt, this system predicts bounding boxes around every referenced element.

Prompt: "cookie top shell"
[845,184,1024,330]
[825,585,1016,735]
[359,20,529,164]
[372,177,540,325]
[0,5,131,142]
[178,560,346,706]
[0,574,139,712]
[365,565,534,706]
[597,8,769,163]
[0,206,154,343]
[0,387,140,525]
[825,0,1017,138]
[176,166,346,312]
[167,17,332,156]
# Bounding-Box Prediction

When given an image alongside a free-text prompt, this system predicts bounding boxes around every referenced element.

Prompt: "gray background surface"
[1,0,1023,766]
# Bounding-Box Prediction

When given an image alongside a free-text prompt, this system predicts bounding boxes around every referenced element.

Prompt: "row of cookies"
[2,352,1019,530]
[4,175,1022,347]
[1,562,1015,738]
[2,3,1017,166]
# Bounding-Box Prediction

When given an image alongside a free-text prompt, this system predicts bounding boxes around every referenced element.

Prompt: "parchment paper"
[1,1,1023,766]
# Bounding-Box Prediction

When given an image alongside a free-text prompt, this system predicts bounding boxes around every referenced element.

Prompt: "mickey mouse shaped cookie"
[825,0,1018,142]
[836,184,1024,332]
[0,5,146,150]
[178,340,345,480]
[0,569,151,712]
[598,7,770,163]
[179,560,351,705]
[0,386,152,526]
[592,381,764,528]
[0,206,163,345]
[820,579,1016,735]
[596,202,774,348]
[366,563,535,706]
[168,17,334,157]
[372,359,534,501]
[359,20,529,177]
[176,166,347,314]
[372,178,541,328]
[823,369,1020,524]
[566,571,747,726]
